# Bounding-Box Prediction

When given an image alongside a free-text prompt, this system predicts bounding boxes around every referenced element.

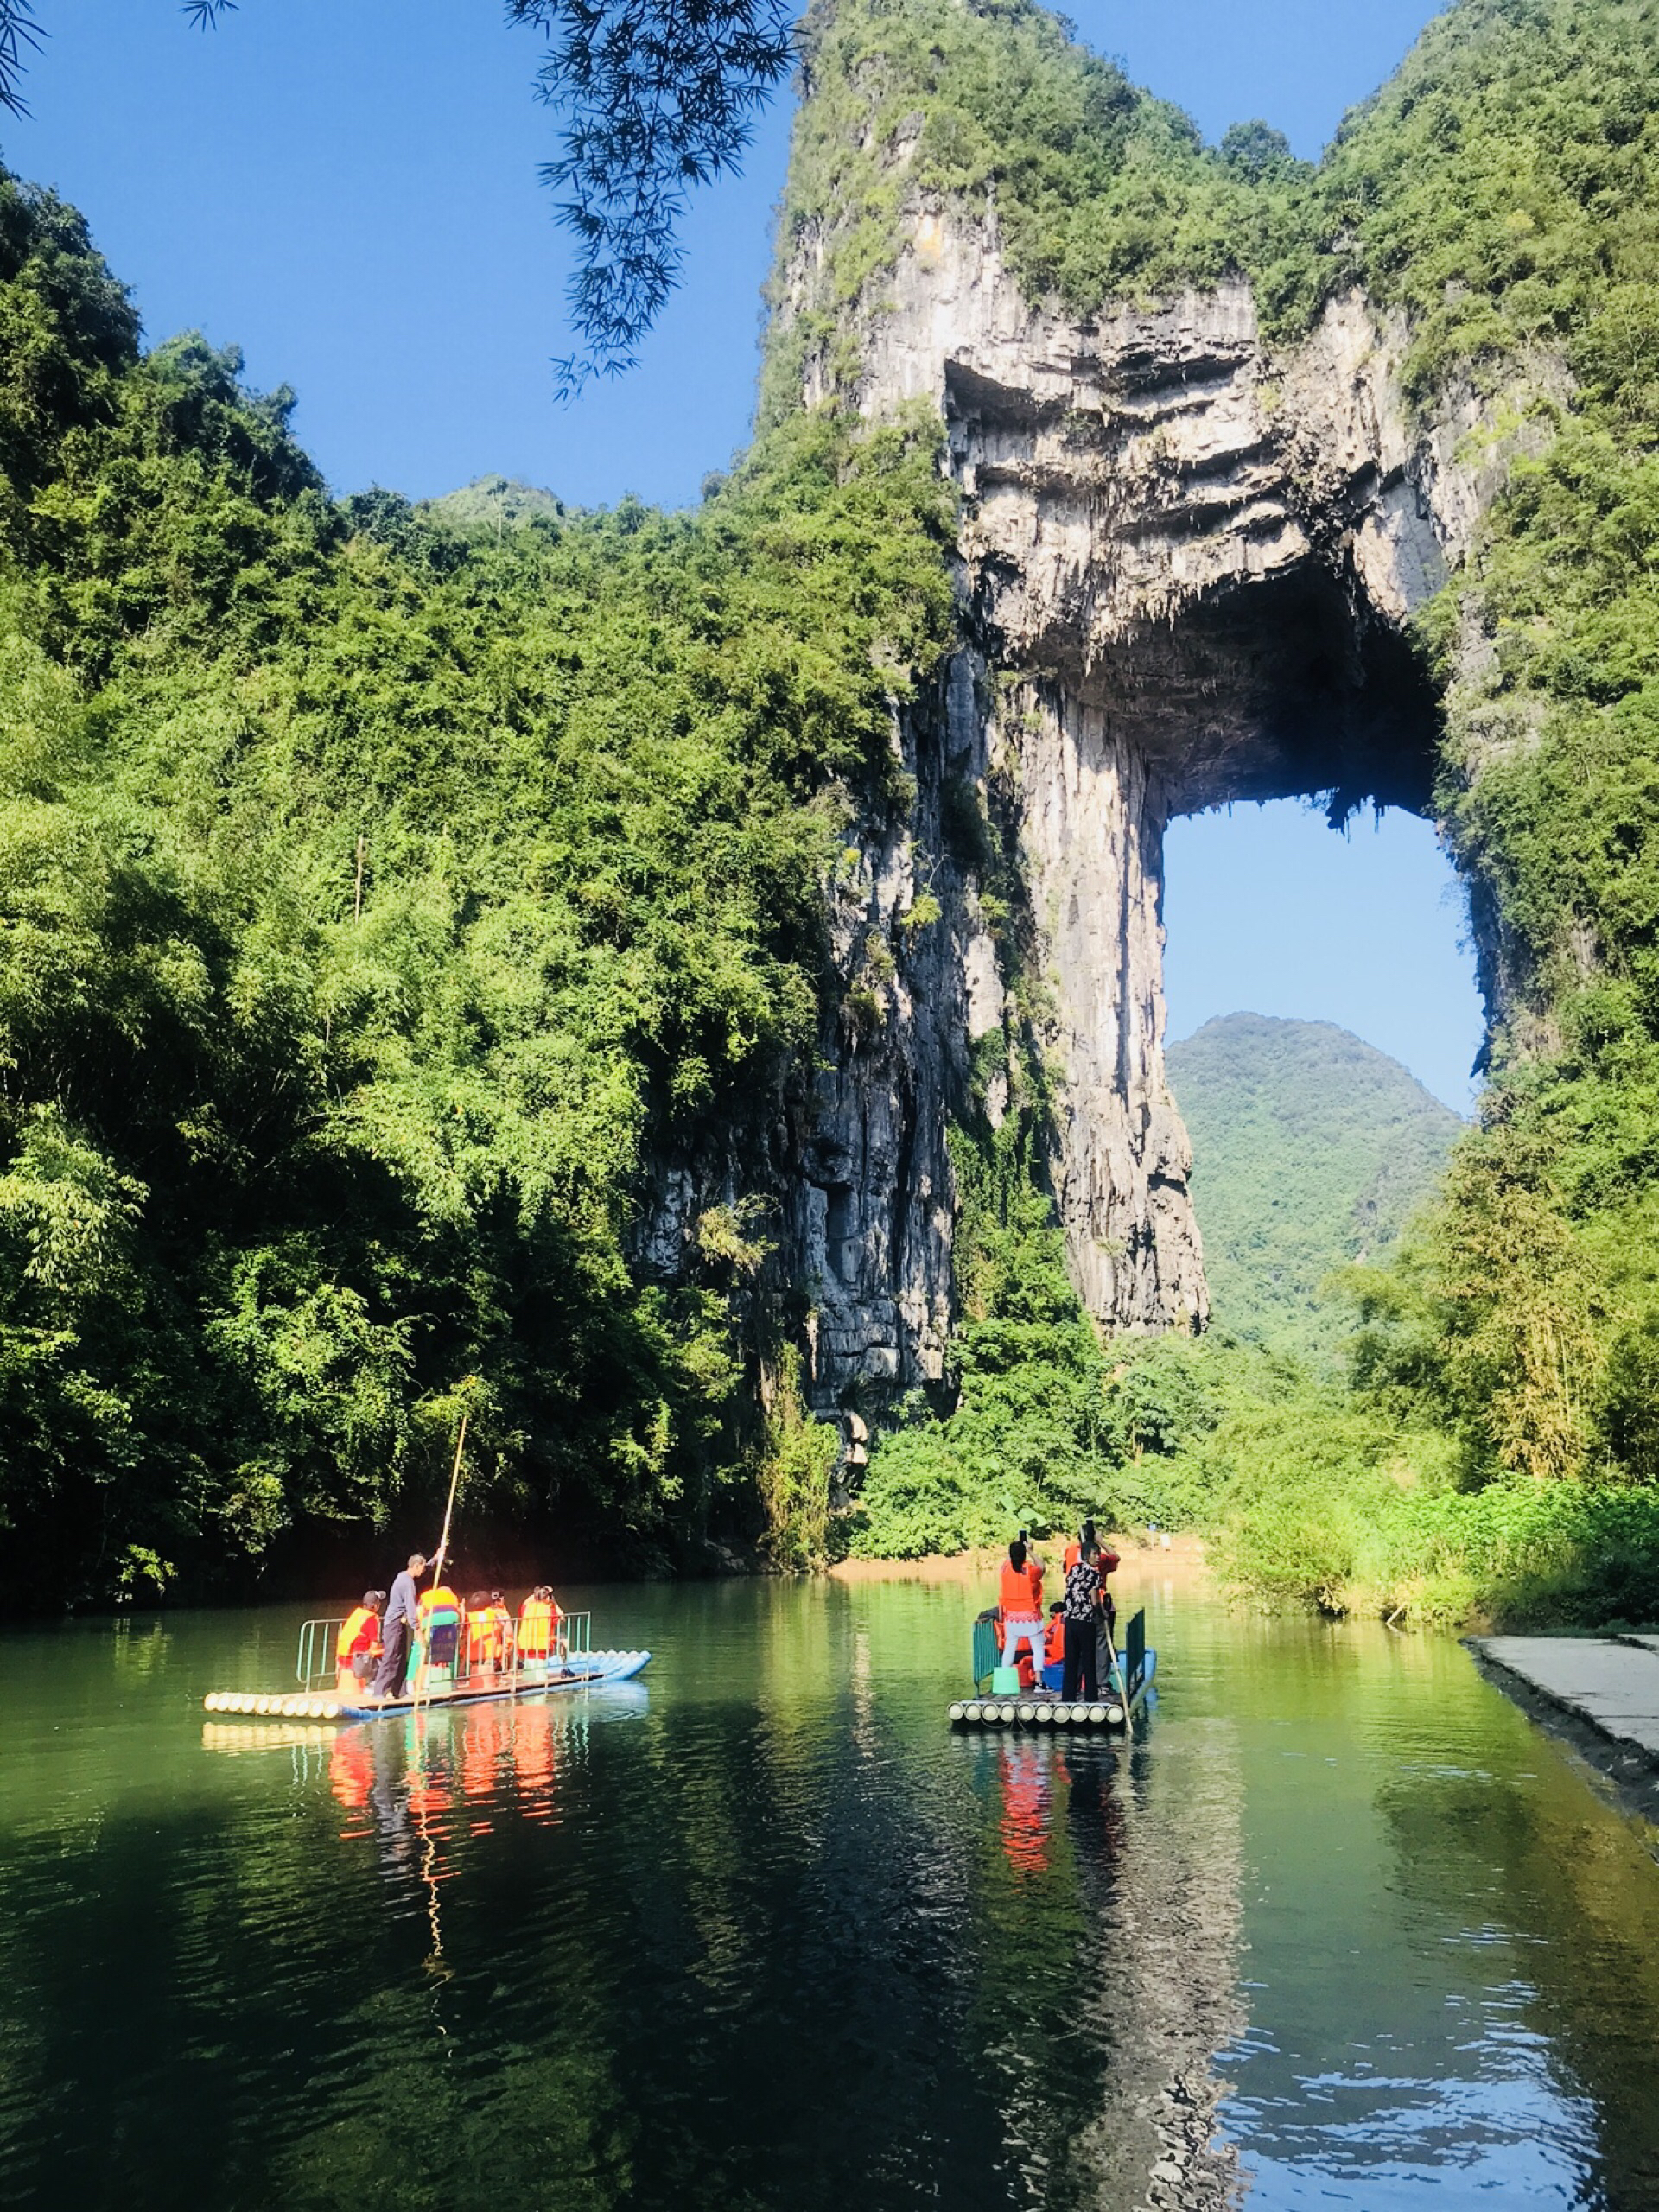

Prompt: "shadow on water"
[1,1577,1657,2209]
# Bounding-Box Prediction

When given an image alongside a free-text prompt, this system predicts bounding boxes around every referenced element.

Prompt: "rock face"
[648,199,1525,1420]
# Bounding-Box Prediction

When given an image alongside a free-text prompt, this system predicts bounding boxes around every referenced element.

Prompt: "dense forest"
[0,167,955,1601]
[7,0,1659,1618]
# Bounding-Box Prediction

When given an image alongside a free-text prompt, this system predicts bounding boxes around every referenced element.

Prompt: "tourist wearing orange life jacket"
[1014,1610,1064,1694]
[335,1590,385,1694]
[486,1590,513,1669]
[465,1589,511,1678]
[518,1585,563,1669]
[1043,1602,1065,1671]
[998,1536,1046,1678]
[415,1573,463,1688]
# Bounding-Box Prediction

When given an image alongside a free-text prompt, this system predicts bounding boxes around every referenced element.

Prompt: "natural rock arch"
[755,203,1531,1417]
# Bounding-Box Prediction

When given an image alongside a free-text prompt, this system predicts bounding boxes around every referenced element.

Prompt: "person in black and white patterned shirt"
[1059,1546,1102,1702]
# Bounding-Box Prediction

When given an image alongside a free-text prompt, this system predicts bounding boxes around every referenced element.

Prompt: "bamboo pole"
[414,1413,468,1716]
[434,1410,467,1588]
[1101,1616,1129,1708]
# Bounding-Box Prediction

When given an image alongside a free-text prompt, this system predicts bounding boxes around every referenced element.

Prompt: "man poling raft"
[202,1411,651,1723]
[948,1522,1157,1730]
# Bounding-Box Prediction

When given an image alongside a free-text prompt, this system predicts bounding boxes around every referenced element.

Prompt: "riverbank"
[1205,1453,1659,1631]
[830,1504,1659,1638]
[1469,1634,1659,1828]
[830,1531,1215,1595]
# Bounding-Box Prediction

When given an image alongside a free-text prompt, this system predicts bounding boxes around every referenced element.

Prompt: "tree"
[0,0,795,392]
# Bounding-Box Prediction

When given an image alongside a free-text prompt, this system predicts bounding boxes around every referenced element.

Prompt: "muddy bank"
[830,1532,1216,1596]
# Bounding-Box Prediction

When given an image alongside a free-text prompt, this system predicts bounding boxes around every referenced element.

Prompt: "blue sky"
[1164,805,1482,1115]
[9,0,1449,509]
[4,0,1482,1109]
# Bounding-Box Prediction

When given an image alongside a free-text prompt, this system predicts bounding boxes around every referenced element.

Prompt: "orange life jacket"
[999,1560,1041,1618]
[336,1605,378,1663]
[1045,1612,1065,1666]
[418,1584,461,1619]
[467,1604,509,1669]
[518,1595,560,1659]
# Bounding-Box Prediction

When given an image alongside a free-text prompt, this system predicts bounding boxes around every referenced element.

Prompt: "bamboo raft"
[202,1423,663,1727]
[203,1641,651,1723]
[949,1608,1156,1731]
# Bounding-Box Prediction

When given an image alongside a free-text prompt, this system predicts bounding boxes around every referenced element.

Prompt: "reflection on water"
[1,1580,1657,2209]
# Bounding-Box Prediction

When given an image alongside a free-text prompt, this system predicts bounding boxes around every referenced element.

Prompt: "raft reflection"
[970,1718,1245,2209]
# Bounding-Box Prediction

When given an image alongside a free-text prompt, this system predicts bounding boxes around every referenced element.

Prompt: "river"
[3,1564,1658,2209]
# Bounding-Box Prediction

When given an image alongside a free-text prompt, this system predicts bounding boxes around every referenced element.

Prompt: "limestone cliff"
[636,12,1573,1433]
[727,177,1543,1423]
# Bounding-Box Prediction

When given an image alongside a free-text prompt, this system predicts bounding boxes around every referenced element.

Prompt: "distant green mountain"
[1166,1014,1465,1361]
[423,474,564,532]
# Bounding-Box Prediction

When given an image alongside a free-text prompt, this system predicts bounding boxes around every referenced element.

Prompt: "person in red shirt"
[1065,1517,1116,1573]
[997,1537,1046,1679]
[335,1591,385,1694]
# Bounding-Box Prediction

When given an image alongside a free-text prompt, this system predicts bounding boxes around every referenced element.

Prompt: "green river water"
[3,1571,1658,2210]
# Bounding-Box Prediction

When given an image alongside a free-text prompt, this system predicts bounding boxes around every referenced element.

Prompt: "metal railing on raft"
[296,1608,594,1694]
[298,1618,345,1688]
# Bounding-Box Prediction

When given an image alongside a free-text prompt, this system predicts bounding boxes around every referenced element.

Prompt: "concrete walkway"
[1469,1636,1659,1760]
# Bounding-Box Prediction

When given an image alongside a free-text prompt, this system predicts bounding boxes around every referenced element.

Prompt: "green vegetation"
[853,1146,1659,1624]
[0,168,955,1604]
[423,475,566,534]
[1166,1014,1463,1363]
[779,0,1659,401]
[1375,5,1659,1535]
[848,1112,1313,1559]
[847,1125,1119,1556]
[767,0,1320,417]
[1204,1408,1659,1626]
[11,0,1659,1623]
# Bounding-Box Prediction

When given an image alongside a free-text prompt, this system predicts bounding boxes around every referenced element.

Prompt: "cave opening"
[975,542,1488,1344]
[1121,563,1481,1114]
[1070,565,1446,823]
